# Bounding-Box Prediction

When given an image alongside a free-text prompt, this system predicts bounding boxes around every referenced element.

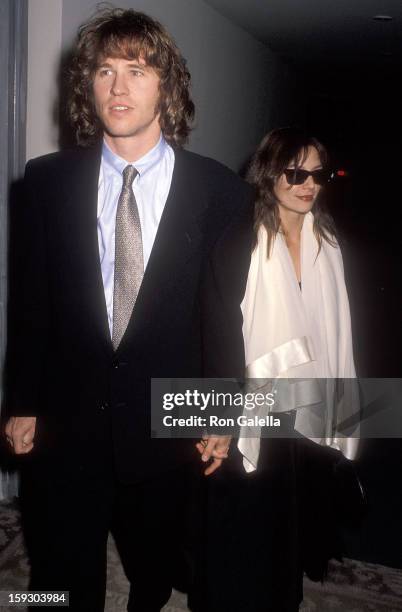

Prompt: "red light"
[337,170,346,176]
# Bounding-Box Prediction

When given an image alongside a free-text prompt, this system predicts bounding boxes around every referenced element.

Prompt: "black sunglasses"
[283,168,333,186]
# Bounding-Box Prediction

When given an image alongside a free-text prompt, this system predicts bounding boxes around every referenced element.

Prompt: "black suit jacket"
[4,143,253,483]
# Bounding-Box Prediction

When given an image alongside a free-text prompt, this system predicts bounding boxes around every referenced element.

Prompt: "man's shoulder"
[175,148,253,196]
[175,150,254,242]
[25,145,100,179]
[175,148,231,173]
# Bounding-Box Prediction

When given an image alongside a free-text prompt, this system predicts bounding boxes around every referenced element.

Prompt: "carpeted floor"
[1,500,401,611]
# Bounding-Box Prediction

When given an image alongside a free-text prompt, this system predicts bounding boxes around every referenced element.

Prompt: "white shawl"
[239,212,359,472]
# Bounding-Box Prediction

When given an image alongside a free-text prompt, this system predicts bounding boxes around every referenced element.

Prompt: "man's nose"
[111,72,129,96]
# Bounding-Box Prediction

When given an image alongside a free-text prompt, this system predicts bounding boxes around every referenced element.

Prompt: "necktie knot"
[122,165,138,189]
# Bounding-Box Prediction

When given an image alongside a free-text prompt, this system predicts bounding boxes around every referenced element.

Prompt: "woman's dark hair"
[67,6,194,147]
[246,127,337,256]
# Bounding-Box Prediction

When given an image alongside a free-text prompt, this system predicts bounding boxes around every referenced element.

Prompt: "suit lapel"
[116,148,207,354]
[63,143,114,356]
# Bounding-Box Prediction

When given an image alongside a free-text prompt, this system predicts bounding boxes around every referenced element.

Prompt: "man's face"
[93,56,161,141]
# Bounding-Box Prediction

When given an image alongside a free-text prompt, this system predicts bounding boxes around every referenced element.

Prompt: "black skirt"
[192,413,342,612]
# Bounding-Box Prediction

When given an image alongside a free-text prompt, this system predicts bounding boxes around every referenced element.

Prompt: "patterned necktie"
[112,165,143,349]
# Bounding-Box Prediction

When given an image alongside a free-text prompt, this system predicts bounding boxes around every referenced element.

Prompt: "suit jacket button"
[100,402,109,411]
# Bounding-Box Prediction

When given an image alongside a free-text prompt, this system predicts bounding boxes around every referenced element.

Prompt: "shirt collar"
[101,134,167,179]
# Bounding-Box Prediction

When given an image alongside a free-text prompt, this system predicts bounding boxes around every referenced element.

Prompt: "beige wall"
[26,0,62,161]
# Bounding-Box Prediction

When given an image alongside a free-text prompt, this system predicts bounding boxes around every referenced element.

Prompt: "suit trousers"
[19,454,201,612]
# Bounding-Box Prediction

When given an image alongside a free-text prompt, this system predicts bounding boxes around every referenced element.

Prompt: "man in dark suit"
[4,7,252,612]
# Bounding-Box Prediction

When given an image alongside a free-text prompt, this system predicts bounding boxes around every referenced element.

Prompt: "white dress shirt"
[97,135,175,335]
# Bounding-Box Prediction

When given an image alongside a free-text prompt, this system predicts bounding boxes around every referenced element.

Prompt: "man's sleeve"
[201,197,253,378]
[2,162,50,418]
[200,182,254,431]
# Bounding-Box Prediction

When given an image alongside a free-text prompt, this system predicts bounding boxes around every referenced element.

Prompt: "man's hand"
[195,435,231,476]
[5,417,36,454]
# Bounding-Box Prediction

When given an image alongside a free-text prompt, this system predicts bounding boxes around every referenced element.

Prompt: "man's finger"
[211,446,229,459]
[22,430,35,445]
[204,457,223,476]
[14,438,26,454]
[195,442,207,456]
[14,437,34,454]
[16,441,34,454]
[14,430,29,453]
[201,438,216,462]
[11,420,36,454]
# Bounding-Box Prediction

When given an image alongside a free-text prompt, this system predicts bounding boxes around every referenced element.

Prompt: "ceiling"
[204,0,402,65]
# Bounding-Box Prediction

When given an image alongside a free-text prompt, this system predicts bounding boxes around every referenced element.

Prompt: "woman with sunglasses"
[196,127,359,612]
[240,126,358,464]
[200,127,359,612]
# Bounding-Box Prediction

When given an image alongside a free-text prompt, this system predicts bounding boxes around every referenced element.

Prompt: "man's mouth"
[110,105,131,111]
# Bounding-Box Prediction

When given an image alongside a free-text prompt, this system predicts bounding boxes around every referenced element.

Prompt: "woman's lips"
[296,195,314,202]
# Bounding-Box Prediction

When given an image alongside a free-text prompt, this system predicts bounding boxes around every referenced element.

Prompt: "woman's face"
[274,146,323,216]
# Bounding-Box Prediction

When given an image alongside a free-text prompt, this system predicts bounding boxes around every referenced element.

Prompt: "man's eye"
[131,70,143,77]
[99,69,113,77]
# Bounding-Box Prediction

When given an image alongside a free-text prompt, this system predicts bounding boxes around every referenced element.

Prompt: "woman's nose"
[303,173,315,188]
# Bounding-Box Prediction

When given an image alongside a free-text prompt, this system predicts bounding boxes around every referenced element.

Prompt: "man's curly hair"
[67,7,194,147]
